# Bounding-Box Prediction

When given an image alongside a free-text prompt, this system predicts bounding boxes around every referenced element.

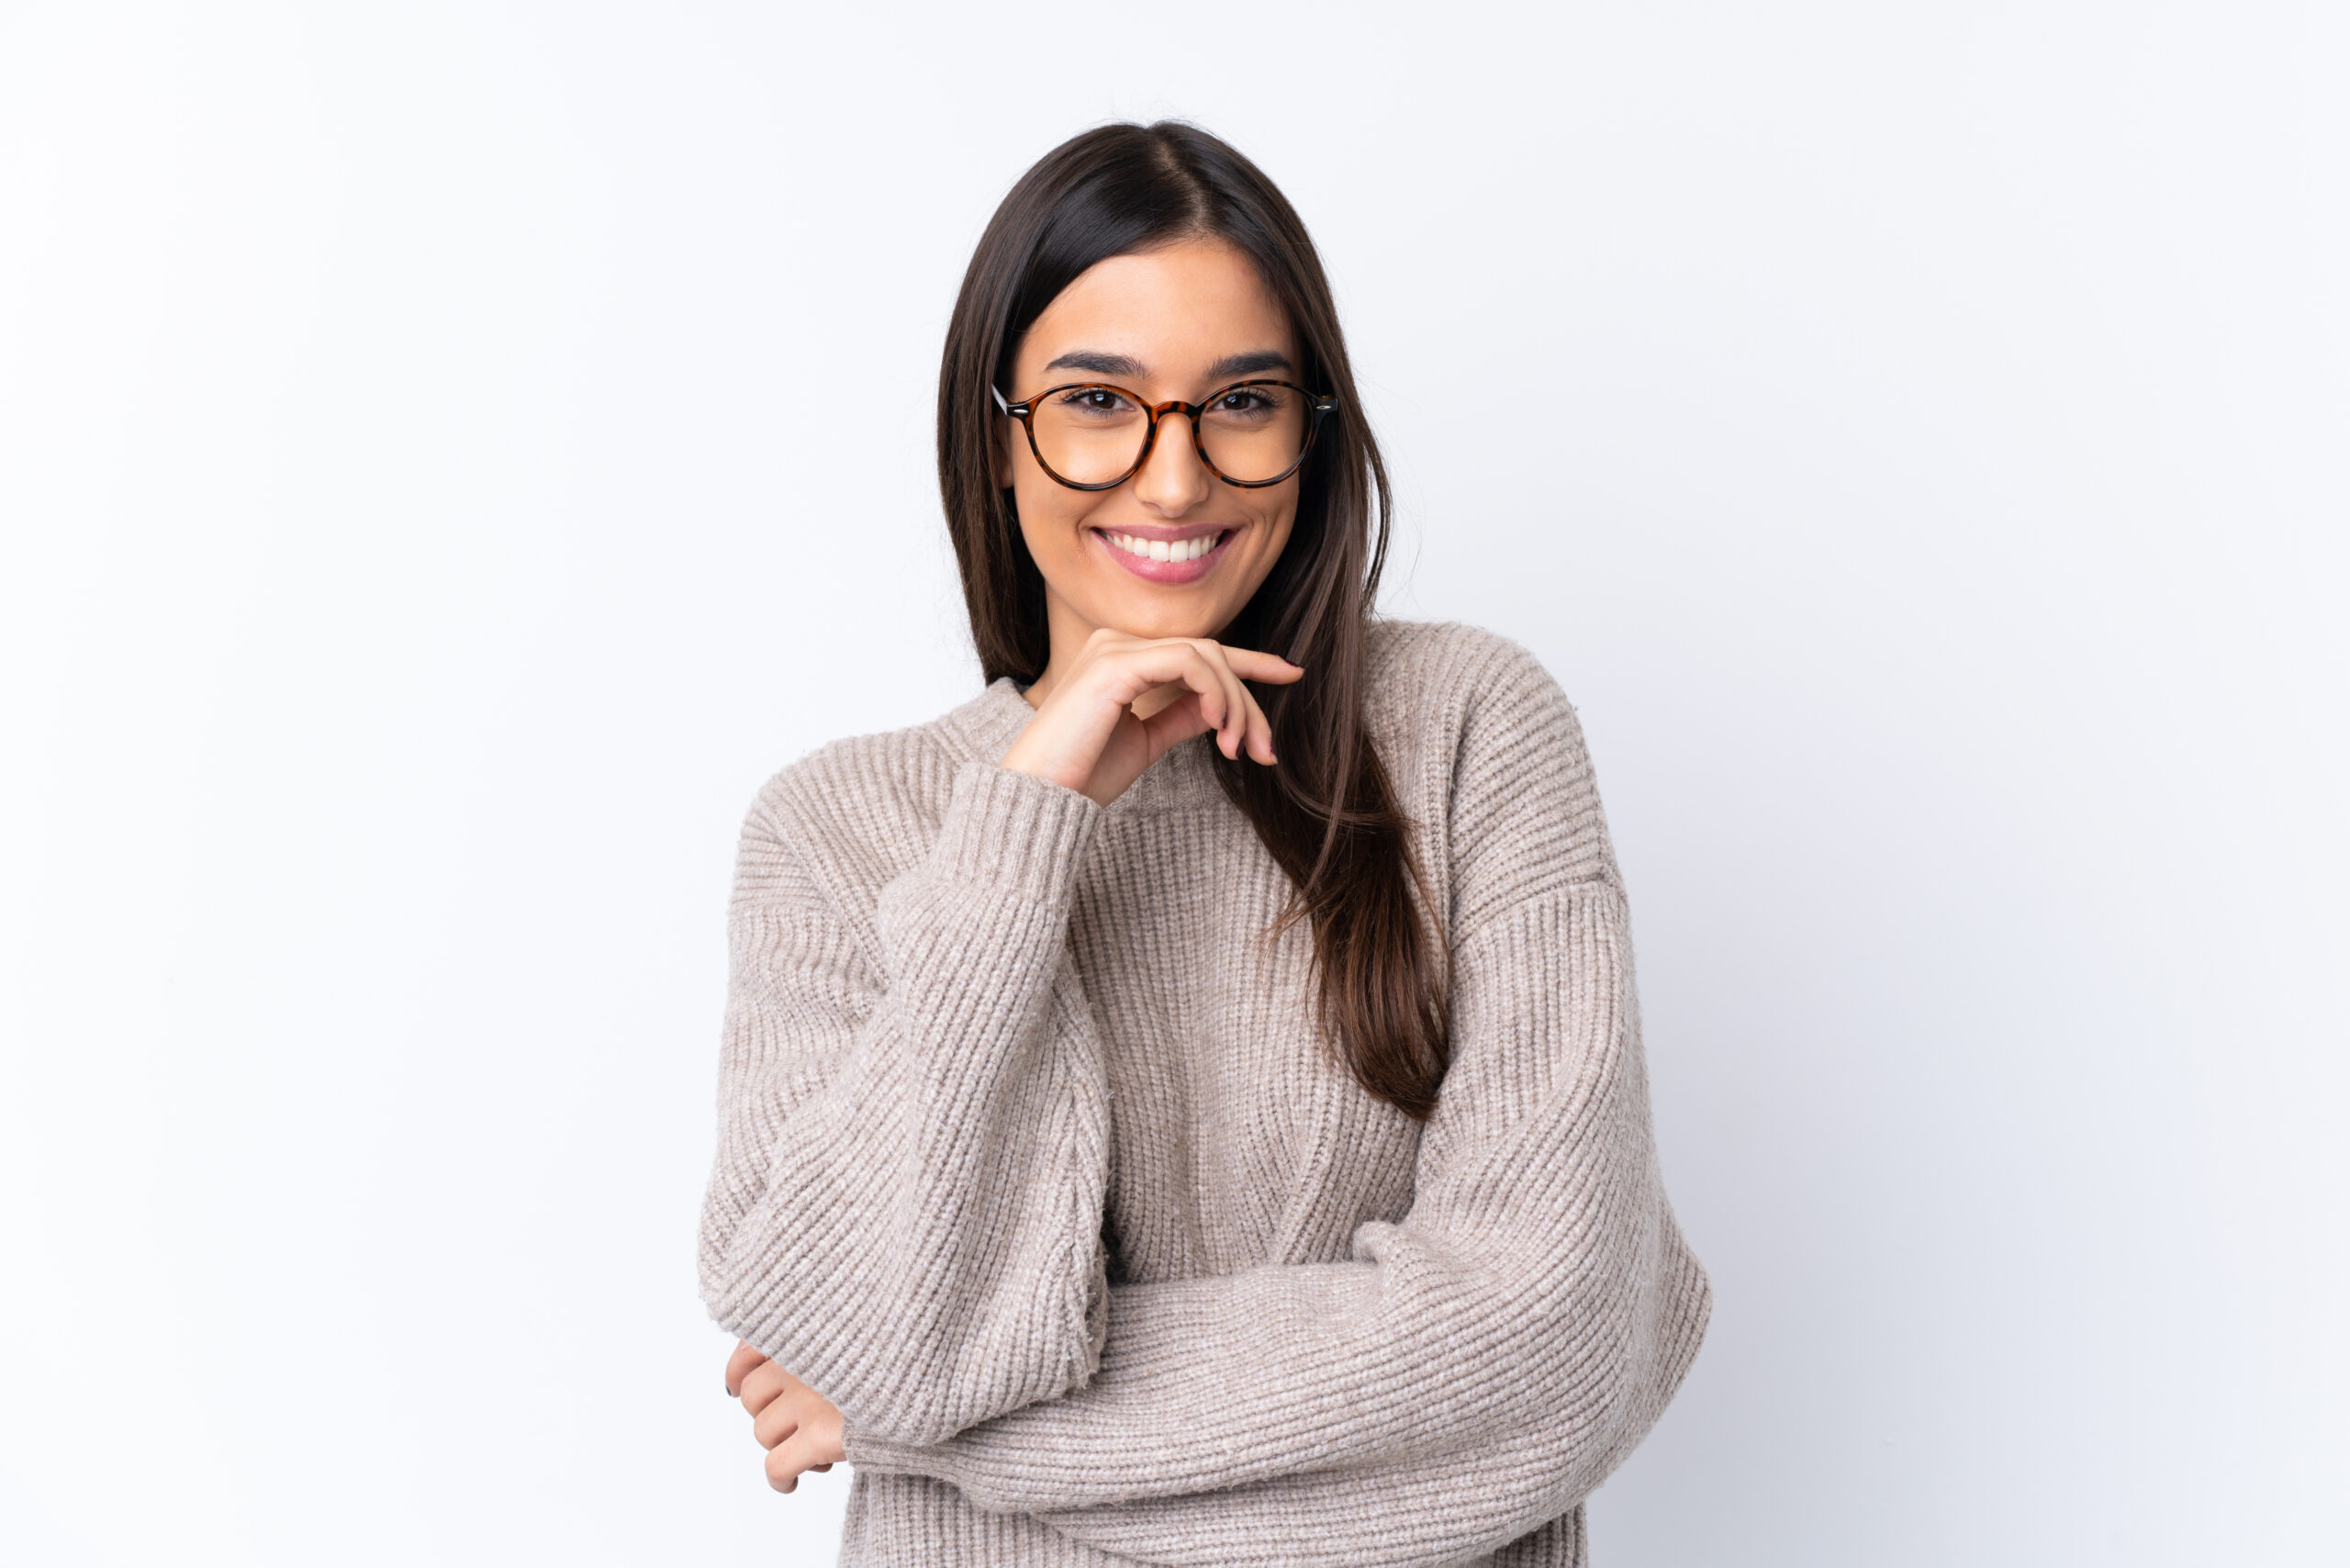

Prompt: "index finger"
[725,1338,770,1398]
[1218,646,1305,683]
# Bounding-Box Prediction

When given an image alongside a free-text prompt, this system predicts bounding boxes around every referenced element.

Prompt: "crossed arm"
[709,879,1705,1562]
[699,659,1710,1563]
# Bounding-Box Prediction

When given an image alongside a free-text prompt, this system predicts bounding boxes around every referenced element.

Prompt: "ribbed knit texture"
[699,620,1711,1567]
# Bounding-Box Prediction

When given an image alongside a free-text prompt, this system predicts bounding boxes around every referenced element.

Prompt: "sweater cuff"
[930,760,1102,904]
[837,1414,923,1474]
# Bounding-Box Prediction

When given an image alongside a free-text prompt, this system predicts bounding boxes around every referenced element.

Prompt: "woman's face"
[1001,236,1304,656]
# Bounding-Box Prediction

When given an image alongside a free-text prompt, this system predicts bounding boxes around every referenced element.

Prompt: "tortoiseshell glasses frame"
[990,379,1340,491]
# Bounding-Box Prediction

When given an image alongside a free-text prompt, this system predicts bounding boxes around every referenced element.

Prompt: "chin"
[1099,594,1231,642]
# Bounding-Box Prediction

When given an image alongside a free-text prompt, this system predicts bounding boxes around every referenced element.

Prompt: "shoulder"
[1361,618,1586,793]
[1360,618,1619,926]
[1364,618,1569,723]
[733,705,976,904]
[1365,616,1547,682]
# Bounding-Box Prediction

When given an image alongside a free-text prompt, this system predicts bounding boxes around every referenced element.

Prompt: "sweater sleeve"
[697,756,1115,1448]
[841,885,1709,1565]
[836,639,1714,1566]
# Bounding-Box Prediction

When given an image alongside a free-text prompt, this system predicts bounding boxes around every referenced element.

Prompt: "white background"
[3,3,2343,1563]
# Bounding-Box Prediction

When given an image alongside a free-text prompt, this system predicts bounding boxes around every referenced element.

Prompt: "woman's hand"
[1001,627,1303,807]
[725,1339,845,1494]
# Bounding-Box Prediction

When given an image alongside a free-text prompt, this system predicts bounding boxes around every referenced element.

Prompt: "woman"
[700,121,1710,1566]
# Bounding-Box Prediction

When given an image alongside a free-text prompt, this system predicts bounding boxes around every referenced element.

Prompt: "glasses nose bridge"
[1143,397,1209,459]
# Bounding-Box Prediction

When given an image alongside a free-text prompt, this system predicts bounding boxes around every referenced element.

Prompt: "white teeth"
[1106,532,1221,563]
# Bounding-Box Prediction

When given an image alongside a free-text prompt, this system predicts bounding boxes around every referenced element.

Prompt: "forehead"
[1017,238,1293,371]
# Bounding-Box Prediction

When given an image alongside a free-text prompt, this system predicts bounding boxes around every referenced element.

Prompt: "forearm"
[1025,1423,1624,1568]
[700,761,1116,1445]
[842,889,1711,1529]
[1032,1235,1707,1567]
[842,1208,1697,1507]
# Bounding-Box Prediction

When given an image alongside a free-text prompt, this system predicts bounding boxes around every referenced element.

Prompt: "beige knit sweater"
[698,619,1711,1567]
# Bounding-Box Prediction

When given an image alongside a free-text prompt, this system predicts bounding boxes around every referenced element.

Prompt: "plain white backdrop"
[3,3,2344,1563]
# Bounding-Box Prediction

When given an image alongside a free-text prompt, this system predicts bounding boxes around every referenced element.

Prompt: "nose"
[1130,407,1214,517]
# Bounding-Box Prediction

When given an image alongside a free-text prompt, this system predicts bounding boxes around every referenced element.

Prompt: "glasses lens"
[1196,383,1311,483]
[1029,386,1150,485]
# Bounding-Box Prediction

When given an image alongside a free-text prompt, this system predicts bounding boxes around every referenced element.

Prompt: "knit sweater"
[698,619,1711,1567]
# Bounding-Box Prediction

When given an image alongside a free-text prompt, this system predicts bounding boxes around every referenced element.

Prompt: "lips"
[1093,527,1233,585]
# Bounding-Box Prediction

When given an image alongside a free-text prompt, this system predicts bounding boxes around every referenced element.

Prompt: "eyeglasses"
[992,379,1338,491]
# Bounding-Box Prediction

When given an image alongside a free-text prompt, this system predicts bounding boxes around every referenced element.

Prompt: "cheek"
[1244,490,1300,558]
[1012,474,1091,566]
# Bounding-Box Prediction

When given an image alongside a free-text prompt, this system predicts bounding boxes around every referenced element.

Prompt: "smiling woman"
[699,121,1711,1567]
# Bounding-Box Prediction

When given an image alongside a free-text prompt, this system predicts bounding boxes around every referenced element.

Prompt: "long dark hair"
[936,122,1451,1120]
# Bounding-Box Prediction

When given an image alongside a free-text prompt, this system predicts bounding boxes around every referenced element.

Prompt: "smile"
[1092,527,1234,584]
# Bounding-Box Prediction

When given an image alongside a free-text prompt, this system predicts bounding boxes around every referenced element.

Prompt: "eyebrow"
[1041,350,1147,377]
[1038,348,1295,383]
[1206,350,1293,379]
